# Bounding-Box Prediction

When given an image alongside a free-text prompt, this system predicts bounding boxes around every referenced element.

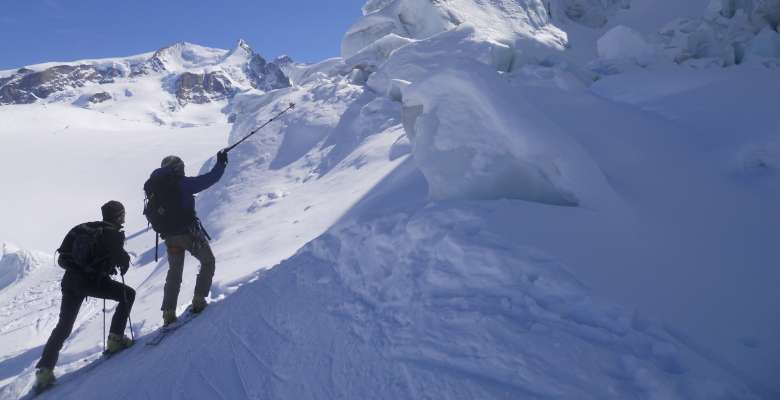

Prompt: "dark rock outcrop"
[130,52,167,77]
[87,92,112,104]
[246,54,291,91]
[0,64,123,105]
[175,71,236,105]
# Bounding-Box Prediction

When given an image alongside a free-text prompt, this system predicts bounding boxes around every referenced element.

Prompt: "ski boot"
[106,333,134,355]
[192,297,208,314]
[34,368,56,392]
[162,309,177,327]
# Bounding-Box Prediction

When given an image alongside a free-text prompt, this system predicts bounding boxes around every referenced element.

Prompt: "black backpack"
[143,168,194,236]
[57,222,110,274]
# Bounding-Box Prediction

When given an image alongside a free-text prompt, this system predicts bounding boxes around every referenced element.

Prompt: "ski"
[146,307,199,346]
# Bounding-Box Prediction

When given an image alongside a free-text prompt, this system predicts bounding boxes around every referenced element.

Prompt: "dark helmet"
[161,155,185,176]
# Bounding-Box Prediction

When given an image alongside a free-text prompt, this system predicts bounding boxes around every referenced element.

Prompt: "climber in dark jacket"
[35,201,135,391]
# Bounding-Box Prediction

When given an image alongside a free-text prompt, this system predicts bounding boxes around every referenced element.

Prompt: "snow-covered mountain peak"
[0,39,292,125]
[148,41,228,72]
[220,38,256,67]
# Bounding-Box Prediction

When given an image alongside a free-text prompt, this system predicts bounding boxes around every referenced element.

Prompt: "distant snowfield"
[1,0,779,399]
[0,103,229,253]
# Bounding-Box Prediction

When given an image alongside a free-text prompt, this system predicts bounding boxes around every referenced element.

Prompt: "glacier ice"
[597,25,655,65]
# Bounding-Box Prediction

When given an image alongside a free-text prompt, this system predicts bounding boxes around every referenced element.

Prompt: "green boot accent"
[35,368,56,390]
[192,297,208,314]
[106,333,133,354]
[163,309,177,326]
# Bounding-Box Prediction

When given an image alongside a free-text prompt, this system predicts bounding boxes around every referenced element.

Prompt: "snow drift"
[0,244,45,293]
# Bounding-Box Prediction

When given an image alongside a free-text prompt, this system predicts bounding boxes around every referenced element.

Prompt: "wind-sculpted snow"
[299,207,758,399]
[345,33,416,71]
[342,0,567,60]
[0,243,46,292]
[400,61,612,205]
[344,12,606,205]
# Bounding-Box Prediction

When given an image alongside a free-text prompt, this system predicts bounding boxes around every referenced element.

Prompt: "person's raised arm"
[179,151,227,195]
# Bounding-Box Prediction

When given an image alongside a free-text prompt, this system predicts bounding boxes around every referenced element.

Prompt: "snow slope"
[6,196,760,399]
[1,0,779,398]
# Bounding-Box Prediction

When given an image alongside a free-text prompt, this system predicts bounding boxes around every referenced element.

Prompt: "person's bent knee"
[125,287,136,304]
[167,245,185,256]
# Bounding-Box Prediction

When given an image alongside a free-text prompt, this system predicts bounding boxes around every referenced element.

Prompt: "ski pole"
[102,299,106,352]
[120,274,135,341]
[223,103,295,153]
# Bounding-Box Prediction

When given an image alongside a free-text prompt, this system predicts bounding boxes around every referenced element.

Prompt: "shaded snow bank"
[31,200,759,399]
[291,207,758,399]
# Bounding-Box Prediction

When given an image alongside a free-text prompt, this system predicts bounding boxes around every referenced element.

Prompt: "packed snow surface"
[1,0,779,399]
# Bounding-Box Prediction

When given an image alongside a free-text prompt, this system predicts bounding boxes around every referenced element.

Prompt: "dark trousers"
[36,273,135,370]
[162,233,215,310]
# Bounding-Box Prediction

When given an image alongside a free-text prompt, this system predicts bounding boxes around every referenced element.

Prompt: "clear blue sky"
[0,0,367,69]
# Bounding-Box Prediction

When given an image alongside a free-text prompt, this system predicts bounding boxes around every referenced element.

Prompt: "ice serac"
[597,25,655,63]
[0,243,43,292]
[548,0,631,28]
[342,0,567,61]
[655,0,780,67]
[400,61,614,205]
[342,0,607,205]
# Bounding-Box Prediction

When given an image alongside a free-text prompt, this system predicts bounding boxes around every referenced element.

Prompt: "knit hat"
[161,155,185,176]
[101,200,125,222]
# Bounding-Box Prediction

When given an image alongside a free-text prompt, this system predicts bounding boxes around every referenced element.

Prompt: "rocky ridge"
[0,40,291,107]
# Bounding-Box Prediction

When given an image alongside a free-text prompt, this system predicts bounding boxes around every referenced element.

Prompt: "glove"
[217,150,228,166]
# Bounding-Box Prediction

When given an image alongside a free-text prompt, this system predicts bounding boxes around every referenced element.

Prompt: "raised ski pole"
[223,102,295,153]
[120,274,135,341]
